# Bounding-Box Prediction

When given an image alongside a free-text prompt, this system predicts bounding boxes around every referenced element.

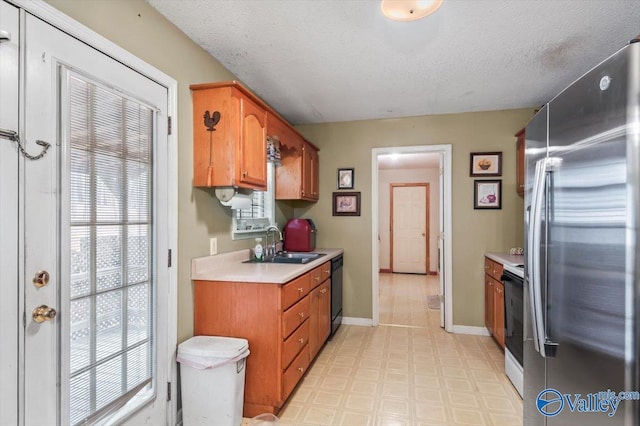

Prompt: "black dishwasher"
[329,254,343,339]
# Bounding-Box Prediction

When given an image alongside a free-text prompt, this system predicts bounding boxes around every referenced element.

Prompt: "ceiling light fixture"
[381,0,443,22]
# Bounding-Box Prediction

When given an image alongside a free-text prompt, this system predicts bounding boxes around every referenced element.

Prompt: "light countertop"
[485,252,524,278]
[191,248,343,284]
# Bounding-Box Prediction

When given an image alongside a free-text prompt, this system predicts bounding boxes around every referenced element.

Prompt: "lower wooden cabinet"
[309,280,331,360]
[193,260,331,417]
[484,257,505,348]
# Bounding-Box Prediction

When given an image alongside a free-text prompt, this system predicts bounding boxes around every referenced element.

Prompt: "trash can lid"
[178,335,249,359]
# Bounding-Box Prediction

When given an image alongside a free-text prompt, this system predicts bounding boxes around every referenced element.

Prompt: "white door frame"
[11,0,178,423]
[371,145,452,331]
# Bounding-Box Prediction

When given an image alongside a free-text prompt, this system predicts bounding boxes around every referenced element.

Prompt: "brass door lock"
[33,270,50,288]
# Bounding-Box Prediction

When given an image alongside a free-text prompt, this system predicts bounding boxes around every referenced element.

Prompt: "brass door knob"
[32,305,57,323]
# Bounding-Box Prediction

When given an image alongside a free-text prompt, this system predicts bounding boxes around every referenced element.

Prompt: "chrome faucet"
[265,225,283,257]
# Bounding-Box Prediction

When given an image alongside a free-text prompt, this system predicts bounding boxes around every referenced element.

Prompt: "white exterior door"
[391,184,429,274]
[2,7,172,425]
[0,2,20,424]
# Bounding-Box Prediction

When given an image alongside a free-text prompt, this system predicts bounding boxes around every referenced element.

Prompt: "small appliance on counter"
[283,218,316,252]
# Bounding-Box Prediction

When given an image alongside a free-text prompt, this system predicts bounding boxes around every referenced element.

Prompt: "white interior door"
[391,185,428,274]
[0,2,20,424]
[23,12,170,425]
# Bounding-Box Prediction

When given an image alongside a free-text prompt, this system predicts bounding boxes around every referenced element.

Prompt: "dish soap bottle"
[254,237,264,262]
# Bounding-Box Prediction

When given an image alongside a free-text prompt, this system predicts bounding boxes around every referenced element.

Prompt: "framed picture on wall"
[474,180,502,209]
[470,152,502,177]
[337,168,355,189]
[333,192,361,216]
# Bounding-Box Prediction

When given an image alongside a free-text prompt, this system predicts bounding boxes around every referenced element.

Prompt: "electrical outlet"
[209,238,217,255]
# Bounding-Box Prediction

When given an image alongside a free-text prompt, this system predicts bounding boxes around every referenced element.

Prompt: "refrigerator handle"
[528,158,545,355]
[530,157,562,358]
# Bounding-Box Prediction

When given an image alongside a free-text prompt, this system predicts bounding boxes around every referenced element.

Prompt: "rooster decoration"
[203,110,221,132]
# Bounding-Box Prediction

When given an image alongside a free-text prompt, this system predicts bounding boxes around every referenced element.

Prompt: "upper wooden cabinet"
[302,142,319,201]
[273,118,320,202]
[515,128,525,196]
[191,82,267,189]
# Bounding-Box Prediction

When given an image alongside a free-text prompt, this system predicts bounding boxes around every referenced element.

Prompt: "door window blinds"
[67,73,154,425]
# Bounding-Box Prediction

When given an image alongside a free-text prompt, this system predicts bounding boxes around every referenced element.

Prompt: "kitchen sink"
[243,252,326,264]
[277,252,325,260]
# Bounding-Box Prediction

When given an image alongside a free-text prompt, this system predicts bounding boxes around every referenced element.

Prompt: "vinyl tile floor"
[244,273,523,425]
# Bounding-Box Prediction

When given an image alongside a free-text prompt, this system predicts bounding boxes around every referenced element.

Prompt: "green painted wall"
[294,109,533,326]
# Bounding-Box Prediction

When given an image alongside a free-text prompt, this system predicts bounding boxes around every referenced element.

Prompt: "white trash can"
[177,336,250,426]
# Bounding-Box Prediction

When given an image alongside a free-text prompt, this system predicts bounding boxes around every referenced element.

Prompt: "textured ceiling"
[148,0,640,125]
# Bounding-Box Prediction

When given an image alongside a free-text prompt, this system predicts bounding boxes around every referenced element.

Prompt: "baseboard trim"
[379,268,392,273]
[342,317,374,327]
[451,325,491,336]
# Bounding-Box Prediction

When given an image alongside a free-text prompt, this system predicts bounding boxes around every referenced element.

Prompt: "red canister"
[283,219,317,252]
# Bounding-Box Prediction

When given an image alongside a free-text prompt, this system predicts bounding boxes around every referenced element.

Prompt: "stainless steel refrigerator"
[524,40,640,425]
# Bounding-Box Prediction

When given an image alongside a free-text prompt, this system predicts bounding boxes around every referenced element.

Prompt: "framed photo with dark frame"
[333,192,361,216]
[337,168,355,189]
[470,152,502,177]
[474,180,502,209]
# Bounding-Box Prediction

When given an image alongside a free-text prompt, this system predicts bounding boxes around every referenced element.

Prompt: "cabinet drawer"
[484,258,494,277]
[282,296,309,339]
[283,344,310,400]
[282,320,309,370]
[485,257,504,281]
[320,261,331,282]
[492,262,504,280]
[309,266,323,289]
[282,275,310,310]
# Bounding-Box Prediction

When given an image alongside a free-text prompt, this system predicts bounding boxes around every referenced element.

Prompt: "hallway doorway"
[371,145,452,331]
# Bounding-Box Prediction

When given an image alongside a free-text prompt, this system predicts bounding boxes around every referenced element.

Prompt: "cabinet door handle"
[297,287,304,293]
[242,170,248,177]
[298,337,305,344]
[320,288,327,294]
[298,367,304,373]
[298,312,305,319]
[314,276,320,282]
